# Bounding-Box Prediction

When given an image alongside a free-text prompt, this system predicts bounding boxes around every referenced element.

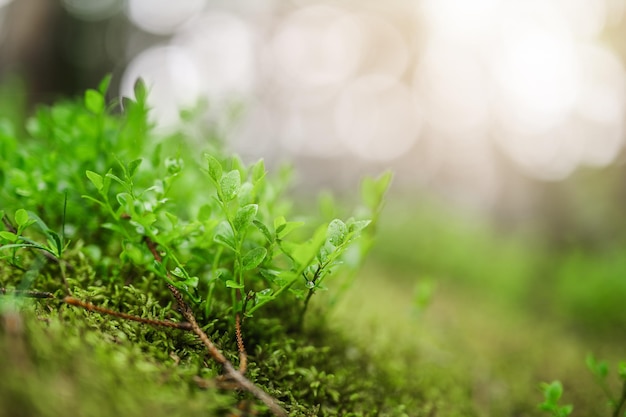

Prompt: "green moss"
[1,79,464,416]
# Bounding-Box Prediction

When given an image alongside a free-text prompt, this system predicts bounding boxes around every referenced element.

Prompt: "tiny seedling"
[538,380,573,417]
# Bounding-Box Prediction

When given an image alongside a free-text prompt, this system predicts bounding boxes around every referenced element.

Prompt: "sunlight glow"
[414,43,490,135]
[127,0,206,35]
[492,27,580,134]
[174,12,256,98]
[120,0,626,185]
[335,76,421,161]
[270,5,361,89]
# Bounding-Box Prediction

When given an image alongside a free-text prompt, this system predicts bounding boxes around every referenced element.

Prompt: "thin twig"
[144,237,287,417]
[63,296,193,330]
[166,282,287,417]
[235,313,247,373]
[0,289,193,330]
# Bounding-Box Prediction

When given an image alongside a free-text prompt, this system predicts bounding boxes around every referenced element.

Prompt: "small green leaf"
[165,157,183,175]
[275,216,304,239]
[15,209,29,228]
[98,74,112,95]
[214,222,237,251]
[234,204,258,232]
[253,220,273,243]
[151,143,162,168]
[252,159,266,183]
[0,231,18,242]
[413,279,435,314]
[184,276,199,288]
[237,182,254,205]
[86,170,104,191]
[544,381,563,404]
[46,230,63,257]
[327,219,348,246]
[220,170,241,202]
[361,171,392,211]
[619,361,626,380]
[134,78,148,103]
[288,225,327,267]
[84,89,105,114]
[206,155,222,182]
[274,216,286,230]
[225,280,244,289]
[165,212,178,227]
[128,158,143,178]
[349,219,371,234]
[586,354,609,378]
[242,247,267,271]
[198,204,212,221]
[171,267,187,279]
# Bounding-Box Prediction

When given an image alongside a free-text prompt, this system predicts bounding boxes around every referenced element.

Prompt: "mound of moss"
[0,78,480,416]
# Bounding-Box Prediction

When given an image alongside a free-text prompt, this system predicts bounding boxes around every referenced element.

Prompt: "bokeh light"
[126,0,206,35]
[413,43,490,135]
[115,0,626,188]
[491,24,580,135]
[173,11,256,99]
[335,76,421,161]
[270,5,361,90]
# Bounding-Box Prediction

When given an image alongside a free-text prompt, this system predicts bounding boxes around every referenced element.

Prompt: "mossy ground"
[0,241,453,417]
[3,218,620,417]
[1,81,622,416]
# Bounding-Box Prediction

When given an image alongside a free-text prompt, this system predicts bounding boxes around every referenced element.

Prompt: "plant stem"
[63,296,193,330]
[235,313,247,373]
[613,380,626,417]
[166,281,286,417]
[298,288,315,330]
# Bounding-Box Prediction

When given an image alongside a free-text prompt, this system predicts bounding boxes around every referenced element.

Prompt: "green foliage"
[1,77,386,322]
[585,355,626,417]
[538,381,573,417]
[539,356,626,417]
[0,77,396,415]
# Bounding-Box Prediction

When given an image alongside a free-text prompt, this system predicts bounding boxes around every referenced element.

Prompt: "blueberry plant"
[0,76,390,415]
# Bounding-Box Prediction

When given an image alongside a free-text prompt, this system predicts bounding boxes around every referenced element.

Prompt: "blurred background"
[2,1,626,412]
[3,0,626,322]
[2,0,626,239]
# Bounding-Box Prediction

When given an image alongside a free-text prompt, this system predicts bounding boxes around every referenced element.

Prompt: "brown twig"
[166,281,287,416]
[0,289,193,330]
[235,313,247,373]
[62,296,193,330]
[144,237,287,417]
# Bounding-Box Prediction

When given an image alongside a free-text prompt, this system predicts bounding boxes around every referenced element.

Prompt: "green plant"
[539,356,626,417]
[0,77,390,415]
[538,381,573,417]
[586,355,626,417]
